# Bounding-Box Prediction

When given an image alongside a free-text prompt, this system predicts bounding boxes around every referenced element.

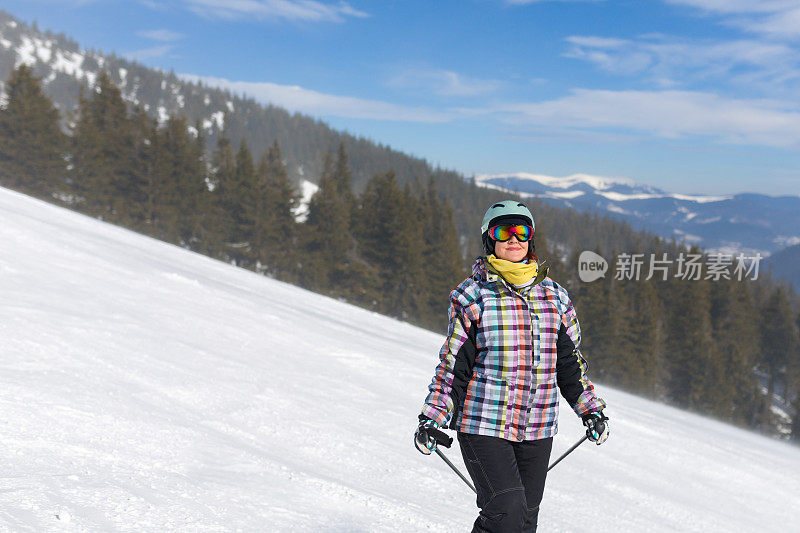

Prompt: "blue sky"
[5,0,800,196]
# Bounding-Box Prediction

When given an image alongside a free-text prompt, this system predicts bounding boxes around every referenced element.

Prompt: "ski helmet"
[481,200,535,255]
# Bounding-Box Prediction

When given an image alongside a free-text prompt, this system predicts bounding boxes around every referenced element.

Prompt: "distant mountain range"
[764,243,800,291]
[477,173,800,258]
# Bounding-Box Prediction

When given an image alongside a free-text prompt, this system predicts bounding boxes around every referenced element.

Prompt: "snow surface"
[597,190,731,203]
[477,173,635,191]
[202,111,225,131]
[476,172,733,203]
[292,180,319,223]
[545,190,585,200]
[1,186,799,532]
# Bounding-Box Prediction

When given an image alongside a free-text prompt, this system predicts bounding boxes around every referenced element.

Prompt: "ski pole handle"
[428,427,453,448]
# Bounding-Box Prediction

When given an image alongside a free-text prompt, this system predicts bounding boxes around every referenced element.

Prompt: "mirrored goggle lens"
[489,225,532,242]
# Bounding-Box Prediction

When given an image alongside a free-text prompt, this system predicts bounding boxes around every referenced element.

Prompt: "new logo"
[578,251,608,282]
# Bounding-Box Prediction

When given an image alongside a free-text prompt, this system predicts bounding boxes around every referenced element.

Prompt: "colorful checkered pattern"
[422,258,606,441]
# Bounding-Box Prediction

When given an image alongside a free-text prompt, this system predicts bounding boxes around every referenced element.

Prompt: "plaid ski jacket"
[421,257,606,441]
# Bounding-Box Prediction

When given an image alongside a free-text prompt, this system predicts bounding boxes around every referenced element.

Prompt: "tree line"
[1,64,798,442]
[562,245,800,438]
[0,65,464,330]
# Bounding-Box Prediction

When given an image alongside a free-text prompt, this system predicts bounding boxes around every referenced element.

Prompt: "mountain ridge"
[0,9,456,194]
[764,243,800,291]
[478,172,800,257]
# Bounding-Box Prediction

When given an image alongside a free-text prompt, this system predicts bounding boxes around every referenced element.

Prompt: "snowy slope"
[1,186,798,532]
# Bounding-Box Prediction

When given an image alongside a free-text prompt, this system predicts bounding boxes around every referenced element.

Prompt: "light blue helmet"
[481,200,535,255]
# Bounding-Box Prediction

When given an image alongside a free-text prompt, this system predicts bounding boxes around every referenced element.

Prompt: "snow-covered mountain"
[1,10,488,201]
[0,10,437,192]
[0,10,231,138]
[2,185,799,531]
[478,172,800,257]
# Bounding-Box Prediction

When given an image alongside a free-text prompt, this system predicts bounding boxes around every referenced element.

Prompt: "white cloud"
[179,75,800,148]
[664,0,800,39]
[137,29,186,42]
[738,6,800,39]
[183,0,369,23]
[565,36,629,48]
[496,89,800,147]
[503,0,603,4]
[386,68,502,97]
[126,44,174,61]
[565,34,800,91]
[664,0,798,15]
[180,74,454,122]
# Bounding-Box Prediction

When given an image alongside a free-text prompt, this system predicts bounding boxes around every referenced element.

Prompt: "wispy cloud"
[386,67,502,97]
[664,0,800,39]
[180,74,454,122]
[126,44,174,61]
[137,29,186,42]
[503,0,603,4]
[180,72,800,148]
[183,0,369,23]
[565,34,800,90]
[736,6,800,40]
[664,0,797,15]
[496,89,800,147]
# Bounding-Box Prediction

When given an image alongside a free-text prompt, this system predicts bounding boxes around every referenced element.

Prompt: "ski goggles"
[488,224,533,242]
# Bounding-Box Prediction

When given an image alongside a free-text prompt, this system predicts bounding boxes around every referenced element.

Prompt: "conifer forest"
[1,64,799,443]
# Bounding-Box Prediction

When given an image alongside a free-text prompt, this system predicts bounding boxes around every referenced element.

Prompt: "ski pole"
[547,434,588,472]
[529,434,590,514]
[429,431,588,496]
[435,448,477,494]
[426,427,478,494]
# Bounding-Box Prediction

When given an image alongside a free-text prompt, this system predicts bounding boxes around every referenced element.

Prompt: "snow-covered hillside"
[1,186,798,532]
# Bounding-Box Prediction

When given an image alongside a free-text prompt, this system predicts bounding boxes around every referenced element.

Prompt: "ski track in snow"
[0,186,798,532]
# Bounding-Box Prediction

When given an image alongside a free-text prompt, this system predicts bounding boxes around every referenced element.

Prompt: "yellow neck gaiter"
[486,254,538,286]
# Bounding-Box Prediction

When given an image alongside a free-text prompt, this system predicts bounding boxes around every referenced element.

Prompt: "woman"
[415,200,609,533]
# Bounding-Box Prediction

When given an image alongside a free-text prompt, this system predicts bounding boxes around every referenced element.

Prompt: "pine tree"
[395,182,426,322]
[251,141,300,277]
[71,71,139,222]
[149,116,208,246]
[0,64,67,198]
[617,277,659,395]
[187,120,223,256]
[759,286,800,428]
[418,178,465,331]
[662,252,715,411]
[791,311,800,442]
[302,153,360,295]
[233,140,257,261]
[354,171,417,316]
[130,107,159,234]
[209,135,236,252]
[729,281,767,426]
[333,142,356,210]
[211,137,256,265]
[706,279,761,423]
[572,247,617,383]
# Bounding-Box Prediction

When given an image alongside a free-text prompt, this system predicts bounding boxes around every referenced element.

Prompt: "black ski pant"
[457,432,553,533]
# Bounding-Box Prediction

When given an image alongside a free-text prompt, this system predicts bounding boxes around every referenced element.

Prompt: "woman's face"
[494,235,528,262]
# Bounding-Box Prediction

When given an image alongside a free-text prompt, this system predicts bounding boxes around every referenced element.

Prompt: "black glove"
[582,411,609,445]
[414,417,440,455]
